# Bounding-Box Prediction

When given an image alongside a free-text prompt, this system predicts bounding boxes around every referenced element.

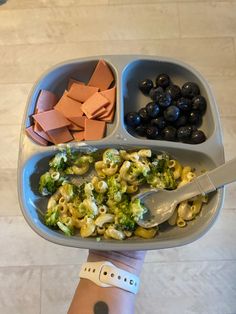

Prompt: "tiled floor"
[0,1,236,313]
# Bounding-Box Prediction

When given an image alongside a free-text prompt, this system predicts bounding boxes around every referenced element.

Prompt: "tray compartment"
[18,143,223,250]
[24,58,119,145]
[121,58,217,144]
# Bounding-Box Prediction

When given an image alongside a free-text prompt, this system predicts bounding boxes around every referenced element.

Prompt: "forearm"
[68,278,135,314]
[68,251,145,314]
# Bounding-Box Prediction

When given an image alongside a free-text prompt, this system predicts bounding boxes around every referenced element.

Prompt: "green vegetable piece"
[49,151,67,171]
[57,221,74,236]
[45,208,59,227]
[39,172,57,196]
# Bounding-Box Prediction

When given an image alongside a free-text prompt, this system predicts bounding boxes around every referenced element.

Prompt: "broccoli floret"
[45,208,59,227]
[49,151,68,171]
[103,149,122,165]
[74,155,94,166]
[75,182,86,200]
[39,172,58,196]
[163,168,177,190]
[60,183,75,201]
[129,161,150,178]
[57,221,74,236]
[117,212,136,231]
[130,199,147,222]
[94,192,106,205]
[107,175,122,203]
[146,154,177,189]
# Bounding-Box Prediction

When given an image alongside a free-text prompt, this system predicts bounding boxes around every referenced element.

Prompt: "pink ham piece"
[33,124,52,142]
[68,78,85,90]
[81,92,109,118]
[88,60,114,91]
[33,109,71,131]
[68,116,86,129]
[100,108,115,123]
[47,127,73,144]
[67,84,99,103]
[84,119,106,141]
[54,92,83,118]
[35,90,57,113]
[68,123,84,131]
[73,131,85,141]
[89,107,107,119]
[25,126,48,146]
[99,87,116,121]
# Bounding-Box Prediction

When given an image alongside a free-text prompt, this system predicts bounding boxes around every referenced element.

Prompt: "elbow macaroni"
[43,149,208,240]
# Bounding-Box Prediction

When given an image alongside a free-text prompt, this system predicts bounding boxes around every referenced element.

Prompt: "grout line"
[0,259,236,270]
[0,36,234,48]
[232,37,236,61]
[0,0,233,12]
[177,2,182,39]
[39,267,43,314]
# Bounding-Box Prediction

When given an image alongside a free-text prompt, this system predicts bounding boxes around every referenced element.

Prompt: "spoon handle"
[176,157,236,203]
[203,157,236,191]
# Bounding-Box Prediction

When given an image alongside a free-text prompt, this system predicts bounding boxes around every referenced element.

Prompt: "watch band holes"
[124,278,127,282]
[84,268,87,271]
[88,268,91,272]
[111,273,114,277]
[93,269,96,273]
[118,276,121,280]
[103,271,107,276]
[130,280,134,285]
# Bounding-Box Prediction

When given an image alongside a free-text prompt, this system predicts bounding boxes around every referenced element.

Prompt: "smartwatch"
[79,261,140,294]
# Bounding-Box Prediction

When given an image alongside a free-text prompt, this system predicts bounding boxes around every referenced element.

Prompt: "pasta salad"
[38,148,207,240]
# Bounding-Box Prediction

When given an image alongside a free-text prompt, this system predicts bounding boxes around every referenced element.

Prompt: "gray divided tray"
[18,55,225,251]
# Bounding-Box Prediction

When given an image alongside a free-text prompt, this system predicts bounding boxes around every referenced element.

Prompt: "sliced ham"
[84,119,106,141]
[67,84,99,102]
[88,60,114,91]
[33,109,71,131]
[25,126,48,146]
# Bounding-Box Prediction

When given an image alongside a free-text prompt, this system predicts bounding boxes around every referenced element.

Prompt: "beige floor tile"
[41,265,80,314]
[221,116,236,161]
[109,0,235,3]
[0,216,88,267]
[179,2,236,38]
[136,261,236,314]
[0,0,108,10]
[0,84,31,124]
[209,79,236,117]
[0,4,179,46]
[0,125,20,168]
[0,169,21,216]
[0,38,235,84]
[40,261,236,314]
[146,208,236,263]
[0,210,236,267]
[0,266,41,314]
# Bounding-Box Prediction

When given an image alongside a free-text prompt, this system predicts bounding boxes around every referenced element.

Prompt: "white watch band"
[79,261,140,294]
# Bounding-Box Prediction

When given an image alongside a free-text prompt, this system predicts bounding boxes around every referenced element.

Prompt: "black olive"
[192,95,207,113]
[156,73,171,89]
[182,82,200,99]
[125,112,141,128]
[190,130,206,144]
[146,126,159,139]
[163,105,180,122]
[139,79,153,95]
[165,85,182,100]
[162,126,177,141]
[145,102,160,119]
